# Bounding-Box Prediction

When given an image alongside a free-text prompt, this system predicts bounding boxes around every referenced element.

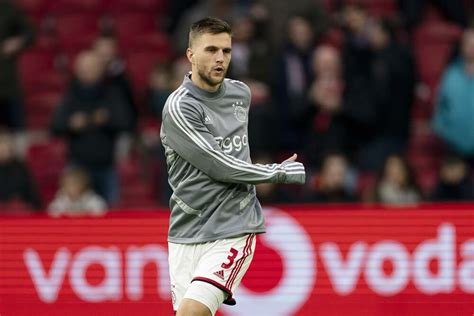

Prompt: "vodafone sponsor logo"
[320,223,474,296]
[21,208,474,312]
[24,245,170,303]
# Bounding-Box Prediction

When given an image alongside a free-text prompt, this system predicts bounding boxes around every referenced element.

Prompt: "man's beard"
[197,67,226,88]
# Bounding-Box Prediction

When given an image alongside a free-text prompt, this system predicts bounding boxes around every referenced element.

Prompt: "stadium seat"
[111,13,157,45]
[16,0,47,19]
[121,32,171,55]
[19,48,65,95]
[104,0,166,14]
[54,14,100,52]
[356,172,376,197]
[413,21,462,85]
[27,139,67,203]
[47,0,105,15]
[118,157,157,208]
[365,0,397,16]
[416,168,439,195]
[0,199,35,213]
[25,91,62,129]
[125,50,168,102]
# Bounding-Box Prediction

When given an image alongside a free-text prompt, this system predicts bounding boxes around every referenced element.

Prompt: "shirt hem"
[168,228,265,244]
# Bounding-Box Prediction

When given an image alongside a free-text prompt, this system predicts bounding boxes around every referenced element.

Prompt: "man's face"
[187,32,232,89]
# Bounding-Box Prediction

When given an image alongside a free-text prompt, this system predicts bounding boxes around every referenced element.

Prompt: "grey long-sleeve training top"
[160,73,305,244]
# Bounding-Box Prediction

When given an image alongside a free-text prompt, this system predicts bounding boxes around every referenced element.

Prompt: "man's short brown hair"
[188,17,232,48]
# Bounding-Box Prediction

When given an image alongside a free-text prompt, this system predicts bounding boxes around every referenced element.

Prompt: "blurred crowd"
[1,0,474,215]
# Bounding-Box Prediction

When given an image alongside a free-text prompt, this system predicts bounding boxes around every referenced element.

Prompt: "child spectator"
[48,167,107,217]
[371,154,422,204]
[432,155,474,201]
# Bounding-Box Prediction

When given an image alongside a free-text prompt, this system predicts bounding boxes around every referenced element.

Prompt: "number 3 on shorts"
[221,248,238,269]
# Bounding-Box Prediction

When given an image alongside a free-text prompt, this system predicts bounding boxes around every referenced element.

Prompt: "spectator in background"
[247,80,280,156]
[360,17,416,170]
[432,155,474,201]
[256,0,329,51]
[93,35,136,128]
[304,44,346,168]
[0,129,41,210]
[338,3,379,168]
[229,14,279,155]
[48,167,107,217]
[147,62,173,117]
[228,15,270,84]
[274,15,316,150]
[304,153,357,203]
[50,50,133,205]
[432,27,474,165]
[337,6,416,171]
[0,0,34,131]
[371,154,422,204]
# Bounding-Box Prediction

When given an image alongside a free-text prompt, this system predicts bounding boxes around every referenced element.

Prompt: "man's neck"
[190,71,221,92]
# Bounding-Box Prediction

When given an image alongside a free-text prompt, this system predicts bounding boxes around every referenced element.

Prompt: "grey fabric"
[160,74,305,244]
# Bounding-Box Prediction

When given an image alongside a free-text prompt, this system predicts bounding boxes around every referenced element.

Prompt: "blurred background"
[1,0,474,214]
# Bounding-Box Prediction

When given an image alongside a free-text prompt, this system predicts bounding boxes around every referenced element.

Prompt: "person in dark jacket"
[50,50,133,205]
[0,0,34,131]
[93,35,137,129]
[432,155,474,201]
[273,15,316,151]
[0,129,41,210]
[359,17,416,170]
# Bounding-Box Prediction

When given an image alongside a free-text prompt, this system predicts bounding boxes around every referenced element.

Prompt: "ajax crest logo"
[232,101,247,123]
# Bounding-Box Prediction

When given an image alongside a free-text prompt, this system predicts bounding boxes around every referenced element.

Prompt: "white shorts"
[168,233,257,314]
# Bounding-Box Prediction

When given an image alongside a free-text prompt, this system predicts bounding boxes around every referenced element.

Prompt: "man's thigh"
[169,234,257,312]
[192,233,257,304]
[168,242,196,311]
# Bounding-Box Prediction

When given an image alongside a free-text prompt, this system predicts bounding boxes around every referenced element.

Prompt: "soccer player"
[160,17,306,316]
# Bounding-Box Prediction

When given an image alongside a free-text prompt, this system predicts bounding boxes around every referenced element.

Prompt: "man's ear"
[186,48,194,64]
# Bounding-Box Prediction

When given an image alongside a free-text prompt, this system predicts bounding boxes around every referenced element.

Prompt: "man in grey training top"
[160,17,306,316]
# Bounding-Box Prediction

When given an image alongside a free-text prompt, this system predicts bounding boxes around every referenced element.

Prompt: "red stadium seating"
[54,14,100,52]
[27,140,67,203]
[19,48,66,95]
[413,20,462,85]
[125,50,168,103]
[16,0,48,20]
[47,0,105,15]
[322,0,397,15]
[111,13,157,45]
[104,0,166,14]
[118,157,157,208]
[25,91,62,129]
[121,32,171,55]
